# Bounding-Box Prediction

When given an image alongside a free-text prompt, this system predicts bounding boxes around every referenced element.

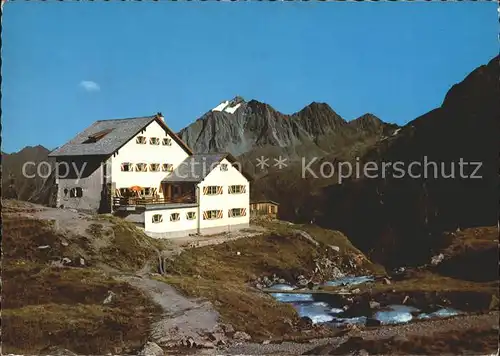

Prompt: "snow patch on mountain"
[211,96,245,114]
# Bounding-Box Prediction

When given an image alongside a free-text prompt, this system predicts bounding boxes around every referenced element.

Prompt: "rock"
[345,325,362,333]
[255,283,264,290]
[298,316,313,329]
[356,349,369,356]
[62,257,72,265]
[351,288,361,294]
[431,253,445,266]
[402,295,410,305]
[80,257,85,266]
[38,245,50,249]
[297,278,309,287]
[489,294,499,310]
[183,337,196,348]
[233,331,252,341]
[365,318,381,327]
[278,278,286,284]
[392,335,409,343]
[69,208,78,213]
[262,340,271,345]
[197,341,215,349]
[103,290,116,305]
[220,323,235,334]
[382,278,392,285]
[342,298,371,318]
[329,245,341,252]
[61,240,69,246]
[40,346,78,356]
[138,341,164,356]
[208,332,226,344]
[50,260,64,268]
[331,266,345,279]
[369,301,381,309]
[282,317,294,328]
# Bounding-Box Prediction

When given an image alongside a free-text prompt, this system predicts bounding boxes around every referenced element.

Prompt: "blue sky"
[2,2,498,153]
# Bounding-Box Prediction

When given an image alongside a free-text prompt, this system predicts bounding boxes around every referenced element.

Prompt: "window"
[203,186,222,195]
[186,211,196,220]
[121,163,132,172]
[136,136,147,144]
[141,187,152,196]
[150,163,160,172]
[220,163,228,172]
[162,163,174,172]
[162,138,172,146]
[229,208,246,217]
[69,187,83,198]
[150,137,160,145]
[135,163,148,172]
[228,185,246,194]
[170,213,180,222]
[82,129,113,144]
[203,210,222,220]
[152,214,163,223]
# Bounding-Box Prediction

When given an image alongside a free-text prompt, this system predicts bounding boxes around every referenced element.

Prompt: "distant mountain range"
[3,55,497,269]
[179,97,397,177]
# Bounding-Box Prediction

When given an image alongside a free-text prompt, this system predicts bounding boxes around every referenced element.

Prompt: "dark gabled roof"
[162,152,252,183]
[48,115,192,157]
[251,200,280,206]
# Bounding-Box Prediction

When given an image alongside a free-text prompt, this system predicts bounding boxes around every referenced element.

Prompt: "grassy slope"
[434,226,498,282]
[158,221,382,340]
[1,201,169,354]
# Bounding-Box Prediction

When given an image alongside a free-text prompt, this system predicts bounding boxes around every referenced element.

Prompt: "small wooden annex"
[250,200,279,219]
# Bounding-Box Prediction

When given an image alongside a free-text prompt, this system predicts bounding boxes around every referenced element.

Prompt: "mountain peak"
[348,113,386,132]
[211,96,246,114]
[300,101,335,114]
[353,113,382,123]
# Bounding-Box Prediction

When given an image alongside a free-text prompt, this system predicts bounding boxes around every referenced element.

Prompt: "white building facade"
[49,113,251,238]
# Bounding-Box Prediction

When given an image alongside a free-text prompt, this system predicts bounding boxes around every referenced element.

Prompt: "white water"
[269,276,464,327]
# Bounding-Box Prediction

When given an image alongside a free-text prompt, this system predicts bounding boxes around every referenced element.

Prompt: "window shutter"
[242,208,246,216]
[217,210,223,219]
[217,186,223,195]
[241,185,246,193]
[203,211,208,220]
[203,187,208,195]
[228,209,233,217]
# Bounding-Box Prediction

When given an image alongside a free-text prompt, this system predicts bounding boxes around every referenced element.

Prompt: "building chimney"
[156,112,165,123]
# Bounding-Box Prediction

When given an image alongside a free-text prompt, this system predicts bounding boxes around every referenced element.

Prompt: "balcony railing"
[113,195,196,207]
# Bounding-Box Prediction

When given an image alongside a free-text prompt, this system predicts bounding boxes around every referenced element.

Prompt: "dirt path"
[222,311,499,355]
[116,275,221,348]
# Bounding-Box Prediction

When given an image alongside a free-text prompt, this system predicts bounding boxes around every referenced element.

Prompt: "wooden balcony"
[112,194,196,210]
